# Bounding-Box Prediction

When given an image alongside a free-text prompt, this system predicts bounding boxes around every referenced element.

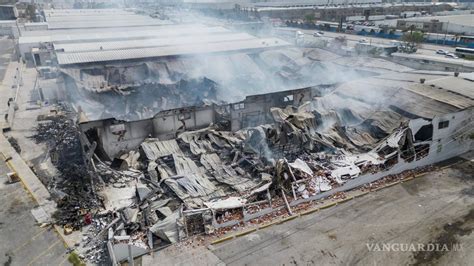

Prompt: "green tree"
[402,30,424,47]
[304,13,315,23]
[25,4,36,20]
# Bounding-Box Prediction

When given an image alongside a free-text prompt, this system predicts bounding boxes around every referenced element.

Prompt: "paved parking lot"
[0,38,13,81]
[0,158,69,266]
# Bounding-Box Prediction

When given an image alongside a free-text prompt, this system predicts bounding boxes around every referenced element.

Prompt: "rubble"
[32,105,101,231]
[31,86,469,264]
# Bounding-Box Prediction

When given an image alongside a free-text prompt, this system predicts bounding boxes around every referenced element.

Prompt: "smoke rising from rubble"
[62,10,379,122]
[67,55,377,123]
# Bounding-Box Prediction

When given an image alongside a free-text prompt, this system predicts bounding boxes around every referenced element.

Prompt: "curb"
[54,225,73,248]
[2,153,39,204]
[1,151,71,249]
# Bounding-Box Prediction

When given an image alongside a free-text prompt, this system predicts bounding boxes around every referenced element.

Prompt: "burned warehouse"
[1,4,473,266]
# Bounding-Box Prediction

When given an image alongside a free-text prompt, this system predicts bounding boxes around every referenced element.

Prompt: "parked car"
[313,32,323,37]
[296,30,305,39]
[445,53,459,59]
[436,49,448,55]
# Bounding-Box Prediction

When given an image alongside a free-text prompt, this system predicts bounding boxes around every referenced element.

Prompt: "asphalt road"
[289,28,457,58]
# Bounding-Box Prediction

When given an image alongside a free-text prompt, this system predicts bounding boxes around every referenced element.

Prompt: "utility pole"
[443,21,449,45]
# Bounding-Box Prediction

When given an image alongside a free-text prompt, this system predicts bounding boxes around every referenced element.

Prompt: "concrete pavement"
[207,161,473,265]
[0,38,70,266]
[138,160,473,265]
[0,133,57,218]
[0,151,68,266]
[0,38,18,130]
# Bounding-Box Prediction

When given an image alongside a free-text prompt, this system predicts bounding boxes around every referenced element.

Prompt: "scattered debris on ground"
[7,136,20,154]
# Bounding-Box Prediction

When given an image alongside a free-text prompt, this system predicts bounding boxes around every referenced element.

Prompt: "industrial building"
[18,8,288,64]
[397,14,474,35]
[75,61,474,263]
[18,8,299,123]
[0,5,18,20]
[238,2,453,21]
[1,4,473,266]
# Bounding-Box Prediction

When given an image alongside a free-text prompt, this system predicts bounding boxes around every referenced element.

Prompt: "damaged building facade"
[76,74,473,262]
[17,8,474,264]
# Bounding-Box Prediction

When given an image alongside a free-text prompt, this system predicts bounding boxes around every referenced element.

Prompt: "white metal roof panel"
[46,19,171,30]
[20,24,199,37]
[57,38,290,65]
[45,14,153,22]
[19,25,230,45]
[44,9,131,16]
[53,32,257,52]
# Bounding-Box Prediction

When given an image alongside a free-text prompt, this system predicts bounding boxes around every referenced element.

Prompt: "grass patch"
[68,252,85,266]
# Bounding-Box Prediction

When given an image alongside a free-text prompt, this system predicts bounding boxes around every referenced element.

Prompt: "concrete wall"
[24,22,48,31]
[79,106,216,158]
[230,87,317,131]
[79,87,320,158]
[444,22,474,36]
[152,106,216,140]
[81,118,154,159]
[0,20,18,37]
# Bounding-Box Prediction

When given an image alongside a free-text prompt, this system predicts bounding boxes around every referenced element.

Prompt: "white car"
[436,49,448,55]
[313,32,323,37]
[445,53,459,59]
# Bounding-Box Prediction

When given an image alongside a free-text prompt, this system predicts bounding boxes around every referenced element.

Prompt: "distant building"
[397,15,474,35]
[0,20,19,37]
[397,19,444,33]
[239,2,452,22]
[0,5,18,20]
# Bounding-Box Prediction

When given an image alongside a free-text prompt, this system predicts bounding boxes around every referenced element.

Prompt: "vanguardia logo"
[366,243,464,252]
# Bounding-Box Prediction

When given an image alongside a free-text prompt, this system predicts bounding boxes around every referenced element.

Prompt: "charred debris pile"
[64,103,432,263]
[31,101,435,263]
[32,106,102,231]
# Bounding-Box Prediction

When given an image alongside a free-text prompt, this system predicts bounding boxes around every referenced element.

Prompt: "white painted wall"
[99,119,153,158]
[152,107,215,140]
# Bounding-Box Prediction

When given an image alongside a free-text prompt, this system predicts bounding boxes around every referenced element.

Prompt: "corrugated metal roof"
[57,38,291,65]
[21,24,197,37]
[19,25,230,44]
[44,9,131,16]
[45,14,152,23]
[47,19,171,30]
[53,32,257,52]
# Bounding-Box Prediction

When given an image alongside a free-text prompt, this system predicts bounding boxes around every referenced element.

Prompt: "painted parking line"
[26,239,61,266]
[12,227,48,254]
[58,254,70,266]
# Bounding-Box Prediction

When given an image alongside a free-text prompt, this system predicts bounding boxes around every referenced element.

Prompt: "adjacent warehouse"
[238,2,452,21]
[0,5,18,20]
[397,14,474,35]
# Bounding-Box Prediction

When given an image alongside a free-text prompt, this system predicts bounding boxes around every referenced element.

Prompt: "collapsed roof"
[62,48,380,122]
